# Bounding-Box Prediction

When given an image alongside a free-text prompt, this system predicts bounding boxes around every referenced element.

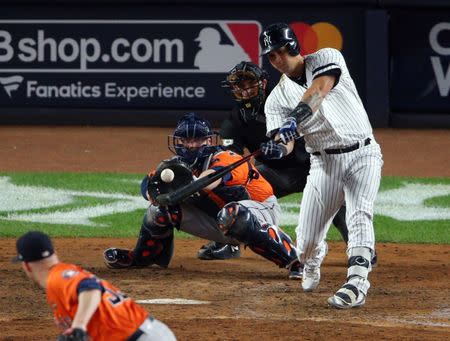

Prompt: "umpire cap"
[259,23,300,56]
[11,231,55,263]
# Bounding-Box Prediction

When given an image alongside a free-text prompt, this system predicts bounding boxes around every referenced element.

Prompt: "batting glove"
[260,140,284,160]
[279,117,298,144]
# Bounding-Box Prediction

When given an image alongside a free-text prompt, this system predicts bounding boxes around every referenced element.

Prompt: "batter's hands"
[56,328,89,341]
[260,140,284,159]
[279,117,298,144]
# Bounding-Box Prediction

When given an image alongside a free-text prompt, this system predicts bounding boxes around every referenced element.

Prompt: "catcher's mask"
[168,112,218,165]
[222,61,268,123]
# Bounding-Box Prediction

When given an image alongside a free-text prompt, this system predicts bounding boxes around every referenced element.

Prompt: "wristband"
[290,102,313,124]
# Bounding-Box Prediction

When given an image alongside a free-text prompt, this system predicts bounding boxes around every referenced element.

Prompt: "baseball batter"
[259,23,383,309]
[198,61,351,261]
[12,231,176,341]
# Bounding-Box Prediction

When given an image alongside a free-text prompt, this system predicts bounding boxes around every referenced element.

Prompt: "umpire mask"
[222,62,268,123]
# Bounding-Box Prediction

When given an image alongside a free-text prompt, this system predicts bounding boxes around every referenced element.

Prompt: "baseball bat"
[156,139,283,206]
[156,149,262,206]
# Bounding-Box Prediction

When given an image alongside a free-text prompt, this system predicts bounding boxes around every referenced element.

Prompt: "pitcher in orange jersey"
[13,231,176,341]
[103,113,302,279]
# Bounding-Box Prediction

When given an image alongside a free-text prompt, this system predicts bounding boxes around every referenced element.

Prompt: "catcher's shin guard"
[132,224,174,268]
[217,202,299,268]
[146,204,182,232]
[131,205,178,268]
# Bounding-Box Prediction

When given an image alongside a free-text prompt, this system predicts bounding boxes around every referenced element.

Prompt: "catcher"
[12,231,176,341]
[103,112,320,279]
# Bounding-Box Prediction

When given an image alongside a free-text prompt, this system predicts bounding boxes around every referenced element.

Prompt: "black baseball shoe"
[287,260,303,280]
[328,283,366,309]
[371,250,378,267]
[104,248,135,269]
[197,241,241,260]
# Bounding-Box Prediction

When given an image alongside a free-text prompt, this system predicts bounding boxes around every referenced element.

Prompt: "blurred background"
[0,0,449,128]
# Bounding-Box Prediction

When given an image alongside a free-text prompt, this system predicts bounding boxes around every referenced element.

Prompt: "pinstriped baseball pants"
[296,141,383,293]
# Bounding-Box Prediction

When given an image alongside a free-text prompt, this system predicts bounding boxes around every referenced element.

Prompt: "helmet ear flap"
[287,40,300,56]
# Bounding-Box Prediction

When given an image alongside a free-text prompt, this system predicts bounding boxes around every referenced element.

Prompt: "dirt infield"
[1,127,450,340]
[1,127,449,176]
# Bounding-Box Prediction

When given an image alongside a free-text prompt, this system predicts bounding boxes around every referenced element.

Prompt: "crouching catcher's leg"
[217,202,300,272]
[104,205,180,269]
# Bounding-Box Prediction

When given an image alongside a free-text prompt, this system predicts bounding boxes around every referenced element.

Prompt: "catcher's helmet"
[168,112,217,165]
[222,61,268,123]
[259,23,300,56]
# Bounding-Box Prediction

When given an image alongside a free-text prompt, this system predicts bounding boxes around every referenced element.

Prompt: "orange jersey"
[47,263,148,341]
[208,150,273,205]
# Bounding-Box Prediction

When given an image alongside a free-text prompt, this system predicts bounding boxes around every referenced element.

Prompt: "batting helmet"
[168,112,217,165]
[259,23,300,56]
[222,61,268,123]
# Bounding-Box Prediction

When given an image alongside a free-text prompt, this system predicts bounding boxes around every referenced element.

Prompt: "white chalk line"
[124,298,450,328]
[136,298,211,305]
[1,311,448,329]
[198,315,450,328]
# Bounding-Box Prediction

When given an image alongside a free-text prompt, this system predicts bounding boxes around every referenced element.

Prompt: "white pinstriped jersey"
[265,48,373,153]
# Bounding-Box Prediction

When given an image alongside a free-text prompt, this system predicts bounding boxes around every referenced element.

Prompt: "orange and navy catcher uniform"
[144,148,274,209]
[202,149,273,208]
[47,263,148,341]
[130,147,298,270]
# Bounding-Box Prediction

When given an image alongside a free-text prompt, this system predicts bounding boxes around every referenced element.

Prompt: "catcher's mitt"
[147,157,194,205]
[56,328,89,341]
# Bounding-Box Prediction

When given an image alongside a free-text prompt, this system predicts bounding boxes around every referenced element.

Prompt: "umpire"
[198,61,351,261]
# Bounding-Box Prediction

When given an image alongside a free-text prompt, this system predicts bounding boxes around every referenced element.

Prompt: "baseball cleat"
[371,250,378,267]
[302,266,320,292]
[327,283,366,309]
[104,248,135,269]
[287,260,303,280]
[197,242,241,260]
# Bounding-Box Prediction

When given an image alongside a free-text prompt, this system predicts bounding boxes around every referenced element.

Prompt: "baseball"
[160,168,175,183]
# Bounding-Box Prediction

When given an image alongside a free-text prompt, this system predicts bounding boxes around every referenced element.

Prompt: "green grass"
[424,194,450,208]
[0,172,449,243]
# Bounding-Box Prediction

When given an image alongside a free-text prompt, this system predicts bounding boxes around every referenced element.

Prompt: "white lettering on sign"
[429,22,450,97]
[0,29,184,70]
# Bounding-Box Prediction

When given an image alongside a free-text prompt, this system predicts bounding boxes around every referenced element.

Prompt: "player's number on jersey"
[105,288,128,306]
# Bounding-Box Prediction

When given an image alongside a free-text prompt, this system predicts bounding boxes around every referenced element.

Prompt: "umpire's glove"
[260,140,286,160]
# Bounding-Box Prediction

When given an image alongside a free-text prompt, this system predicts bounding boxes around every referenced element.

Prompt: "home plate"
[136,298,211,305]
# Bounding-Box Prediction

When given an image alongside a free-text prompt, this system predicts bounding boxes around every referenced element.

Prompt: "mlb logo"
[193,21,261,72]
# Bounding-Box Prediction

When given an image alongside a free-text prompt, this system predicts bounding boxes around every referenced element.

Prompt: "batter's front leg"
[328,144,383,308]
[296,176,344,292]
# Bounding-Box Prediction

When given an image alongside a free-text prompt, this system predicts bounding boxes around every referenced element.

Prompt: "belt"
[312,138,371,156]
[127,317,154,341]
